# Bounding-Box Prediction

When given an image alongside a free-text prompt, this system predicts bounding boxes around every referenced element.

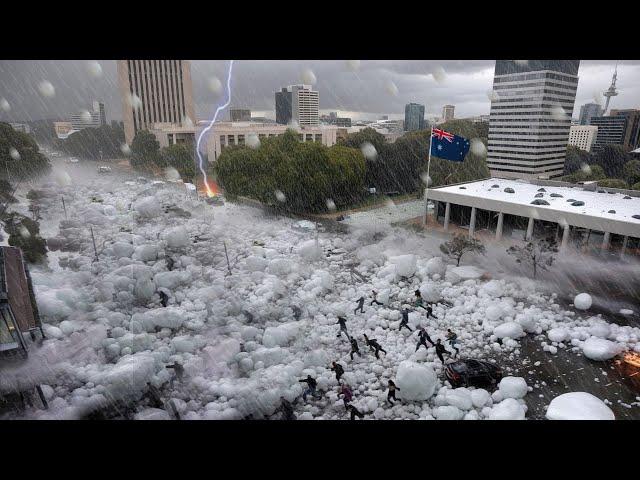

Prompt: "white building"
[206,122,337,162]
[290,84,319,126]
[442,105,455,122]
[487,60,580,180]
[9,123,30,134]
[149,123,197,148]
[568,125,598,152]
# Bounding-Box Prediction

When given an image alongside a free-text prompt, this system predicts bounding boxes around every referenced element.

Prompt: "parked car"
[97,166,112,173]
[445,359,503,389]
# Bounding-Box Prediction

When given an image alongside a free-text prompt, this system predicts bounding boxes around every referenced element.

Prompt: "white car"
[97,166,112,173]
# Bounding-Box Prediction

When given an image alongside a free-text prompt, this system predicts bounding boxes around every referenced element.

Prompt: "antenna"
[602,62,619,116]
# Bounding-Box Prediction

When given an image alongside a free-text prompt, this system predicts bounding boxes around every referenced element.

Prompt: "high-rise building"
[93,101,107,126]
[275,87,292,125]
[117,60,196,145]
[404,103,425,131]
[578,103,603,125]
[442,105,455,122]
[230,108,251,122]
[70,107,102,130]
[9,123,30,134]
[590,109,640,152]
[568,125,598,152]
[486,60,580,179]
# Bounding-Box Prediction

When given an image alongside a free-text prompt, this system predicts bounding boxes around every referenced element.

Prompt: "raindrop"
[514,60,529,66]
[121,144,132,156]
[54,170,72,186]
[0,98,10,112]
[9,148,20,160]
[19,226,30,239]
[420,172,432,186]
[326,199,336,211]
[385,80,399,97]
[288,119,300,129]
[208,76,223,95]
[80,110,92,123]
[551,105,568,121]
[246,133,260,149]
[275,190,286,202]
[164,167,181,181]
[360,142,377,160]
[301,68,317,85]
[87,61,103,77]
[432,66,447,84]
[38,80,55,98]
[346,60,361,72]
[470,138,486,157]
[592,91,604,105]
[487,90,500,102]
[126,92,142,111]
[385,198,396,208]
[182,116,194,128]
[581,164,591,175]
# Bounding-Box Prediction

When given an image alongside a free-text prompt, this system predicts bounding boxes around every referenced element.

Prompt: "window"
[0,308,21,351]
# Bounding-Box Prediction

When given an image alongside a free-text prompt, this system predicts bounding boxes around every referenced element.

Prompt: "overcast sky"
[1,60,638,123]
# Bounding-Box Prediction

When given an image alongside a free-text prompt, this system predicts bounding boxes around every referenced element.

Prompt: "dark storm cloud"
[1,60,638,123]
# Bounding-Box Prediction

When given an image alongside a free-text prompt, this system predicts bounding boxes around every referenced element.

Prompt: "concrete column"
[469,207,476,237]
[443,202,451,232]
[496,212,504,241]
[525,217,534,241]
[561,224,570,249]
[621,236,628,258]
[602,232,611,250]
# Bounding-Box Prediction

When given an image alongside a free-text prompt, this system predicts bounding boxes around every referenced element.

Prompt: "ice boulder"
[486,305,503,322]
[112,242,135,258]
[395,360,438,401]
[445,388,473,410]
[245,255,269,272]
[547,327,569,343]
[425,256,447,277]
[298,240,323,261]
[494,322,525,339]
[132,307,184,332]
[356,245,386,266]
[489,398,526,420]
[588,322,611,339]
[574,293,592,311]
[582,337,621,361]
[134,244,158,262]
[419,282,442,303]
[165,227,189,248]
[471,389,491,408]
[154,271,190,290]
[546,392,615,420]
[449,266,483,280]
[262,323,302,348]
[479,280,504,298]
[134,408,171,420]
[268,258,293,276]
[433,405,464,420]
[389,255,417,278]
[498,376,528,399]
[134,197,161,218]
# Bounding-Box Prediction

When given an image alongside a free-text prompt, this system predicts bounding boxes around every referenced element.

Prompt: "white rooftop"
[429,178,640,237]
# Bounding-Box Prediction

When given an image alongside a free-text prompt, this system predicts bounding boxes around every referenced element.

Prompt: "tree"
[130,130,161,170]
[564,146,592,176]
[0,122,51,181]
[162,143,196,181]
[506,237,558,279]
[591,145,631,178]
[623,159,640,186]
[597,178,628,189]
[631,182,640,191]
[559,164,606,183]
[60,124,125,160]
[338,127,387,154]
[439,234,486,267]
[1,212,47,263]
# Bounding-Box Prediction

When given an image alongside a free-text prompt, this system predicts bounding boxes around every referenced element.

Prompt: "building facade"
[117,60,196,145]
[609,109,640,151]
[275,88,292,125]
[442,104,455,122]
[149,123,196,149]
[53,121,74,139]
[589,115,627,151]
[230,109,251,122]
[578,102,603,125]
[206,122,337,162]
[486,60,580,179]
[291,85,319,126]
[568,125,598,152]
[404,103,425,131]
[9,123,30,134]
[69,101,106,131]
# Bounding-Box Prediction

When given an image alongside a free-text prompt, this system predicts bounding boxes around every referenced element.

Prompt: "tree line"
[561,145,640,190]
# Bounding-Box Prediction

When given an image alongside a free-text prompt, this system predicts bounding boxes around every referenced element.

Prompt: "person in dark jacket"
[349,336,361,360]
[370,290,384,306]
[434,339,453,364]
[426,305,438,319]
[336,316,350,339]
[159,290,169,307]
[166,256,175,271]
[446,329,460,357]
[299,375,319,401]
[415,326,435,352]
[414,290,428,310]
[399,308,413,332]
[292,305,302,321]
[363,334,387,359]
[331,361,345,382]
[387,380,400,404]
[274,397,296,420]
[346,403,365,420]
[338,383,353,407]
[354,296,365,314]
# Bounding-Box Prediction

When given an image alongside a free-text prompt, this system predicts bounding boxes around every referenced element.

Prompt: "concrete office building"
[442,104,455,122]
[53,121,75,139]
[568,125,598,152]
[427,178,640,257]
[149,123,197,149]
[579,102,603,125]
[206,122,337,162]
[609,109,640,151]
[117,60,196,144]
[404,103,425,131]
[70,101,106,131]
[590,115,627,151]
[487,60,580,179]
[230,109,251,122]
[275,85,319,126]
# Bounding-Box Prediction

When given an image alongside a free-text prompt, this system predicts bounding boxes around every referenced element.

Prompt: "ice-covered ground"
[3,170,640,420]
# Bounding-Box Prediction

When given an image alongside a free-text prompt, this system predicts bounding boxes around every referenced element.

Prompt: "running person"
[434,339,453,364]
[346,403,365,420]
[446,329,460,357]
[354,296,365,314]
[370,290,384,306]
[299,375,319,401]
[331,361,345,383]
[415,327,435,352]
[399,308,413,333]
[349,337,361,360]
[336,316,350,339]
[363,334,387,359]
[387,380,400,404]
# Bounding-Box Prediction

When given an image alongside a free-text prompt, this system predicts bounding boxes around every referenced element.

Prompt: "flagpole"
[423,126,433,227]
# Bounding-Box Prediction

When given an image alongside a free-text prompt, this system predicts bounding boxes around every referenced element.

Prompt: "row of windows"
[491,104,574,111]
[488,159,566,169]
[492,96,576,105]
[494,88,578,99]
[220,133,323,147]
[490,111,572,118]
[489,137,569,143]
[494,72,578,83]
[489,166,564,174]
[488,154,566,161]
[494,81,577,92]
[489,147,568,154]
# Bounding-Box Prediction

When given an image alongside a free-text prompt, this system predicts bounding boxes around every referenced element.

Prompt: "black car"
[444,359,503,389]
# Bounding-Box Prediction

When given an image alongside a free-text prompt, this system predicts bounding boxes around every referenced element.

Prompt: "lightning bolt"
[196,59,235,197]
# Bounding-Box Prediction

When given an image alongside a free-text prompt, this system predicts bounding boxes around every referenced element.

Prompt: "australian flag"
[430,128,470,162]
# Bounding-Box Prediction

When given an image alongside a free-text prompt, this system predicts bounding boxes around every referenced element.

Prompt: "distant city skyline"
[1,60,639,125]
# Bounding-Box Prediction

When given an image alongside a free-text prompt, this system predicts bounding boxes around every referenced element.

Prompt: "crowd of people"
[276,289,461,420]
